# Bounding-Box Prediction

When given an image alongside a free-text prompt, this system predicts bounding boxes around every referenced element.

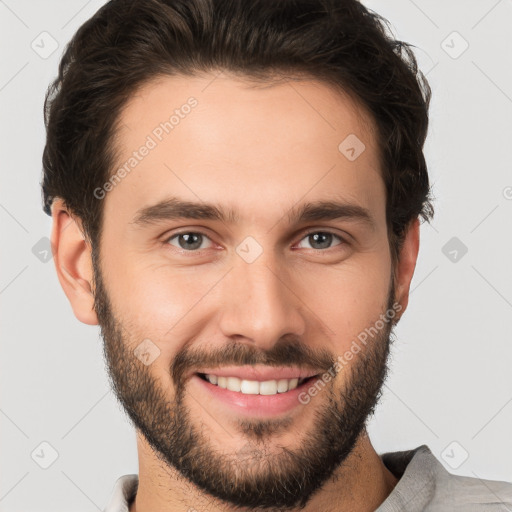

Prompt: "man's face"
[93,73,397,509]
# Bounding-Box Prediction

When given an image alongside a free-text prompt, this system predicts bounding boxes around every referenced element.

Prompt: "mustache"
[171,336,336,389]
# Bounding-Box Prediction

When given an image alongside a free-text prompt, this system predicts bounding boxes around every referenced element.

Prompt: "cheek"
[101,238,205,326]
[101,252,221,362]
[294,251,391,347]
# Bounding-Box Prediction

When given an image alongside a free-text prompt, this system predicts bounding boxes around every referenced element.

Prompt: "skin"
[50,72,420,511]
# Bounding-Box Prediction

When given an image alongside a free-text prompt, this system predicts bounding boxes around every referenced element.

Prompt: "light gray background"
[1,0,512,510]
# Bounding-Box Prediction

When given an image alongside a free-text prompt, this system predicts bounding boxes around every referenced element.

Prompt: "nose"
[217,252,306,350]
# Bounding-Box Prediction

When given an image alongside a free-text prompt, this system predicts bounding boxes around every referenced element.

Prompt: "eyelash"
[163,229,348,254]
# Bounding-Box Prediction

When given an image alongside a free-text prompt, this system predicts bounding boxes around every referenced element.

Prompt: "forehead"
[105,72,385,228]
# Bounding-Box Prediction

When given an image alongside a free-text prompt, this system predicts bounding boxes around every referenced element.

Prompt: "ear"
[393,217,420,318]
[50,198,99,325]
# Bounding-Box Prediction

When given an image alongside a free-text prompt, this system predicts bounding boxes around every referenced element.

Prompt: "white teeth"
[288,378,299,390]
[204,374,306,395]
[226,376,241,392]
[259,380,277,395]
[240,380,259,394]
[277,379,289,393]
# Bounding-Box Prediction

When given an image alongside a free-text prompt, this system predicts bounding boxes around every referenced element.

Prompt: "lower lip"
[191,374,319,418]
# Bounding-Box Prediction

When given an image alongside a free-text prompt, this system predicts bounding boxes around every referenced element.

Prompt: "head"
[44,0,433,509]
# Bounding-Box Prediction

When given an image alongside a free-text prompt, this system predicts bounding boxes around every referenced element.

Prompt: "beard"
[92,252,397,511]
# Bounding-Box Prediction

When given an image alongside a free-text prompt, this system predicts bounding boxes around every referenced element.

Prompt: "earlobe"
[50,198,99,326]
[393,217,420,318]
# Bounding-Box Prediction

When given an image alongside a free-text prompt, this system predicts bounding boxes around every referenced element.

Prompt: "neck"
[129,430,398,512]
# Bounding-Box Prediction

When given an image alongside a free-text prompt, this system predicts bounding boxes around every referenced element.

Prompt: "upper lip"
[193,365,321,382]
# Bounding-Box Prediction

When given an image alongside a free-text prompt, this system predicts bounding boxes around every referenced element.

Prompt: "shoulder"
[429,466,512,511]
[382,444,512,511]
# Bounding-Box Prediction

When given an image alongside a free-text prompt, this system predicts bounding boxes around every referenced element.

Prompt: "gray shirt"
[103,445,512,511]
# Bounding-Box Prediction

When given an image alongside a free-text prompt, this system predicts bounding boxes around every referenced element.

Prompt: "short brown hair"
[41,0,434,266]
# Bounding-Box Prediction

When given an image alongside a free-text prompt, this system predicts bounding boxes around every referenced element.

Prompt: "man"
[42,0,512,510]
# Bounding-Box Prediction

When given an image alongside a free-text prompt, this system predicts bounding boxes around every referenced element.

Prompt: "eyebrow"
[131,196,376,231]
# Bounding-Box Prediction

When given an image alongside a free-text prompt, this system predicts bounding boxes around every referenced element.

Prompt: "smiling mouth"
[197,373,318,396]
